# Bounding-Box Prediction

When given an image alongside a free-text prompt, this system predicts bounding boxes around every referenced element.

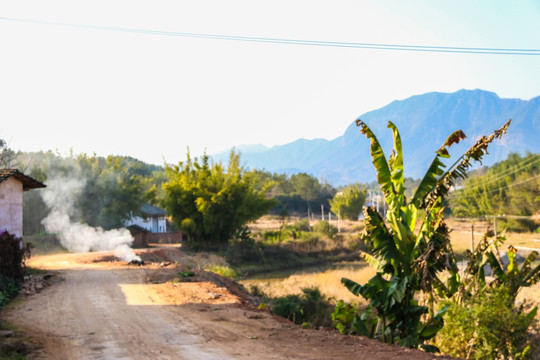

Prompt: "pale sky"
[1,1,539,165]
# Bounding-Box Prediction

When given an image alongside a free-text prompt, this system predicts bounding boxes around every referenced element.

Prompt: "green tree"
[339,119,511,351]
[21,151,154,233]
[329,183,367,220]
[0,138,17,168]
[289,172,321,216]
[449,152,540,220]
[162,150,275,249]
[76,155,149,229]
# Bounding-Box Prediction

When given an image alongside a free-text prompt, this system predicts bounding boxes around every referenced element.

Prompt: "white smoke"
[41,177,141,262]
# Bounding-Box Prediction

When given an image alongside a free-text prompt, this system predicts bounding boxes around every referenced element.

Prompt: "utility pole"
[321,204,324,221]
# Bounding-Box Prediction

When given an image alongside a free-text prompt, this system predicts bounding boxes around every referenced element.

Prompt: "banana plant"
[341,119,511,351]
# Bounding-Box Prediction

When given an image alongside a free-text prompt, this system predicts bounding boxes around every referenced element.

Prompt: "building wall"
[125,215,167,233]
[148,232,183,244]
[0,178,23,237]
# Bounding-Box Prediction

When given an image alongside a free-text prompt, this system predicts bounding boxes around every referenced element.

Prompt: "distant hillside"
[213,90,540,185]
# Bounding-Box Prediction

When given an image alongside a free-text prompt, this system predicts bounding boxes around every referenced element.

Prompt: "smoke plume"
[41,176,141,262]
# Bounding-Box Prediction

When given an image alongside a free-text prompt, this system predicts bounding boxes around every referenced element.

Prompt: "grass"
[240,262,375,304]
[204,264,241,279]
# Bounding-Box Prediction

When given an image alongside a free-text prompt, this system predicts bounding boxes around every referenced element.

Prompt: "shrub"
[226,238,263,265]
[500,218,537,233]
[0,275,20,307]
[0,231,31,281]
[285,219,311,233]
[262,230,282,243]
[313,221,338,239]
[270,287,333,328]
[205,264,240,279]
[271,294,304,323]
[332,300,367,335]
[435,288,537,359]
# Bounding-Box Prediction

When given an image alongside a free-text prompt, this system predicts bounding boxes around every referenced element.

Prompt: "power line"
[2,17,540,56]
[449,173,540,200]
[452,154,540,192]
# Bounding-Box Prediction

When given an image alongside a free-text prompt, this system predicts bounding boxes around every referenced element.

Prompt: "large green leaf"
[410,156,446,208]
[486,251,506,282]
[519,251,539,285]
[356,119,394,204]
[388,275,408,302]
[341,278,364,297]
[387,122,405,207]
[364,206,400,266]
[361,252,381,270]
[410,129,466,207]
[423,119,511,211]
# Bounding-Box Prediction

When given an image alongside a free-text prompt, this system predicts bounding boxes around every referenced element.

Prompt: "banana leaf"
[410,129,466,208]
[356,119,394,206]
[387,122,405,206]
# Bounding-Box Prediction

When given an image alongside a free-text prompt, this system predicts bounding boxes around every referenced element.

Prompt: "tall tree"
[162,150,275,249]
[329,183,367,220]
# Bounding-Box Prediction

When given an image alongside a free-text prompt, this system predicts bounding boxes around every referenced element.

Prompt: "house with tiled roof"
[0,169,46,237]
[125,203,167,233]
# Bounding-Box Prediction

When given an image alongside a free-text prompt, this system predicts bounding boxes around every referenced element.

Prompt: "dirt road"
[4,248,444,360]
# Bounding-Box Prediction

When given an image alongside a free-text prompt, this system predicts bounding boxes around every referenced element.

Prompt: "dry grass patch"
[240,262,374,305]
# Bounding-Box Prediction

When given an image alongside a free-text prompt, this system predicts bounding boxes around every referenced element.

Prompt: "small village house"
[125,203,168,233]
[0,169,46,237]
[125,204,185,244]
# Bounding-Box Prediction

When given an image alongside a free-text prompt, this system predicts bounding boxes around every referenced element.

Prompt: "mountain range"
[212,89,540,185]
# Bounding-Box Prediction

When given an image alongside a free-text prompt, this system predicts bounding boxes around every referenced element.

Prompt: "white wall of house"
[126,215,167,233]
[0,178,24,237]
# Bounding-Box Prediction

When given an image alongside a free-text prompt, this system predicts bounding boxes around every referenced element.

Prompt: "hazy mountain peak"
[212,89,540,185]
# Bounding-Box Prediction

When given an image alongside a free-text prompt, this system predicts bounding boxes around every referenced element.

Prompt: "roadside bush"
[313,221,338,239]
[261,230,284,244]
[332,300,366,335]
[0,275,20,307]
[285,219,311,233]
[204,264,240,279]
[270,287,333,328]
[271,294,304,323]
[225,238,263,265]
[0,231,31,281]
[499,218,537,233]
[435,288,537,359]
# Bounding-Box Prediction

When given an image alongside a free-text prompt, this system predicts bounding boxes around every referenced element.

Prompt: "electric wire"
[451,154,540,193]
[449,173,540,200]
[2,17,540,56]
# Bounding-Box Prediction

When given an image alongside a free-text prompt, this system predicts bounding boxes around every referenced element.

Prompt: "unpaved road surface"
[4,248,445,360]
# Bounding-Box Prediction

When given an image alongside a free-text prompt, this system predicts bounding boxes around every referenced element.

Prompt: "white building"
[125,203,167,233]
[0,169,46,237]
